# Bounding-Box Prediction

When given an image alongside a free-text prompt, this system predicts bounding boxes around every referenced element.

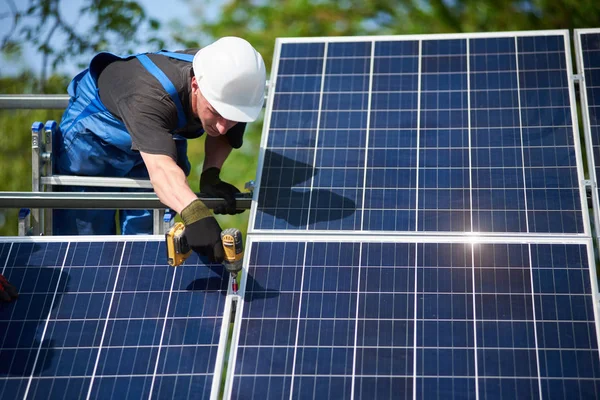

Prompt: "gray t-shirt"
[97,49,245,160]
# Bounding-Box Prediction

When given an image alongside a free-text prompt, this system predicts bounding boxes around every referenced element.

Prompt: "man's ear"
[191,76,199,93]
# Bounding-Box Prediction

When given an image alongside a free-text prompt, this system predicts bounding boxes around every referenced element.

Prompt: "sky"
[0,0,221,77]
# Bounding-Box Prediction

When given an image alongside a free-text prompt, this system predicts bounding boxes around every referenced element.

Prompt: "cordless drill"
[165,223,244,293]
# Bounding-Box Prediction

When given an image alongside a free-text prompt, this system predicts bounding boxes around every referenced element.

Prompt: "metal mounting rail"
[41,175,154,188]
[0,95,70,109]
[0,91,271,110]
[0,192,252,210]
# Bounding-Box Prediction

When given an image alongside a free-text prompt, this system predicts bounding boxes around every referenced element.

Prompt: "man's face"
[192,76,237,137]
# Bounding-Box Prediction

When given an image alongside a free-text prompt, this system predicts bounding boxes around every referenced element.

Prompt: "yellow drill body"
[165,224,244,293]
[165,222,191,267]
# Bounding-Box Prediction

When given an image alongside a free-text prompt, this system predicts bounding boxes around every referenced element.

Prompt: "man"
[53,37,266,262]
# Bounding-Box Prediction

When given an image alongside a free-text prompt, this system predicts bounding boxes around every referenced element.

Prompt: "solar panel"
[0,238,229,399]
[252,32,587,234]
[225,30,600,399]
[226,238,600,399]
[575,29,600,239]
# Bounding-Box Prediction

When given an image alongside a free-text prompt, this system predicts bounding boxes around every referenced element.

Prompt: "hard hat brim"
[209,97,262,123]
[199,80,263,123]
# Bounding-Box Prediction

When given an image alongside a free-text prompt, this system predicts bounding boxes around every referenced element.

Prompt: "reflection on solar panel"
[576,29,600,238]
[253,32,586,234]
[228,239,600,399]
[0,239,228,400]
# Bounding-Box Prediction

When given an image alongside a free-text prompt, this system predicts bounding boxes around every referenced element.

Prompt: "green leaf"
[149,18,160,30]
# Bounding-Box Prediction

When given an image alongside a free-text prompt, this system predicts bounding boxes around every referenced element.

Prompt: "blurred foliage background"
[1,0,599,237]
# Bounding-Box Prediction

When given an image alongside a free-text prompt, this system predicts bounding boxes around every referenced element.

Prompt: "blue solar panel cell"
[278,58,323,75]
[279,42,325,58]
[153,376,213,399]
[324,75,370,92]
[0,240,227,400]
[255,34,585,234]
[230,239,600,399]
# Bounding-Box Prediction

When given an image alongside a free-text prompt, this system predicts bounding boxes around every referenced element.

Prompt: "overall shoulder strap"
[135,54,187,129]
[157,50,194,62]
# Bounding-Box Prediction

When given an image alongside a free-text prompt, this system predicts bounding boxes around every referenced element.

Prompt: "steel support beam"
[0,192,252,210]
[0,95,70,109]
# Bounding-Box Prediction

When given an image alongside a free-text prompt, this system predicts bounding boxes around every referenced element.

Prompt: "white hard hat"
[193,37,266,122]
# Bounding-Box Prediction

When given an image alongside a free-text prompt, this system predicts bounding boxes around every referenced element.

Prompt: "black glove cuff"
[201,167,221,186]
[180,199,212,225]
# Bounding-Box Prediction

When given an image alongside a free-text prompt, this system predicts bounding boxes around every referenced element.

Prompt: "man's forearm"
[140,152,197,214]
[203,134,233,171]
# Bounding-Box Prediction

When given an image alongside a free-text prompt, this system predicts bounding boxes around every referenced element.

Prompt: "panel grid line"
[270,88,578,94]
[230,374,600,379]
[305,42,329,230]
[412,242,418,400]
[288,243,309,400]
[259,123,576,130]
[147,266,178,399]
[4,315,596,323]
[549,242,567,393]
[359,41,376,231]
[210,344,597,350]
[467,38,474,233]
[514,36,531,233]
[12,373,600,380]
[415,39,423,232]
[277,66,572,74]
[470,243,480,400]
[330,243,343,399]
[270,105,583,112]
[85,242,127,400]
[350,243,364,400]
[1,243,13,274]
[266,145,577,150]
[271,244,289,399]
[23,242,71,400]
[8,373,600,380]
[0,344,227,351]
[527,244,544,398]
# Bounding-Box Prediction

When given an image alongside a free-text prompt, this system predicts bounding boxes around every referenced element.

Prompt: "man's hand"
[200,168,244,215]
[0,274,18,302]
[181,199,225,263]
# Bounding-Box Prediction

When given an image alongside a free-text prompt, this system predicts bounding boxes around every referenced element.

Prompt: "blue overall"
[53,51,196,235]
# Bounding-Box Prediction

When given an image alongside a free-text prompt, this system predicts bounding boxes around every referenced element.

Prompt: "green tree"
[1,0,164,89]
[188,0,600,70]
[0,73,68,235]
